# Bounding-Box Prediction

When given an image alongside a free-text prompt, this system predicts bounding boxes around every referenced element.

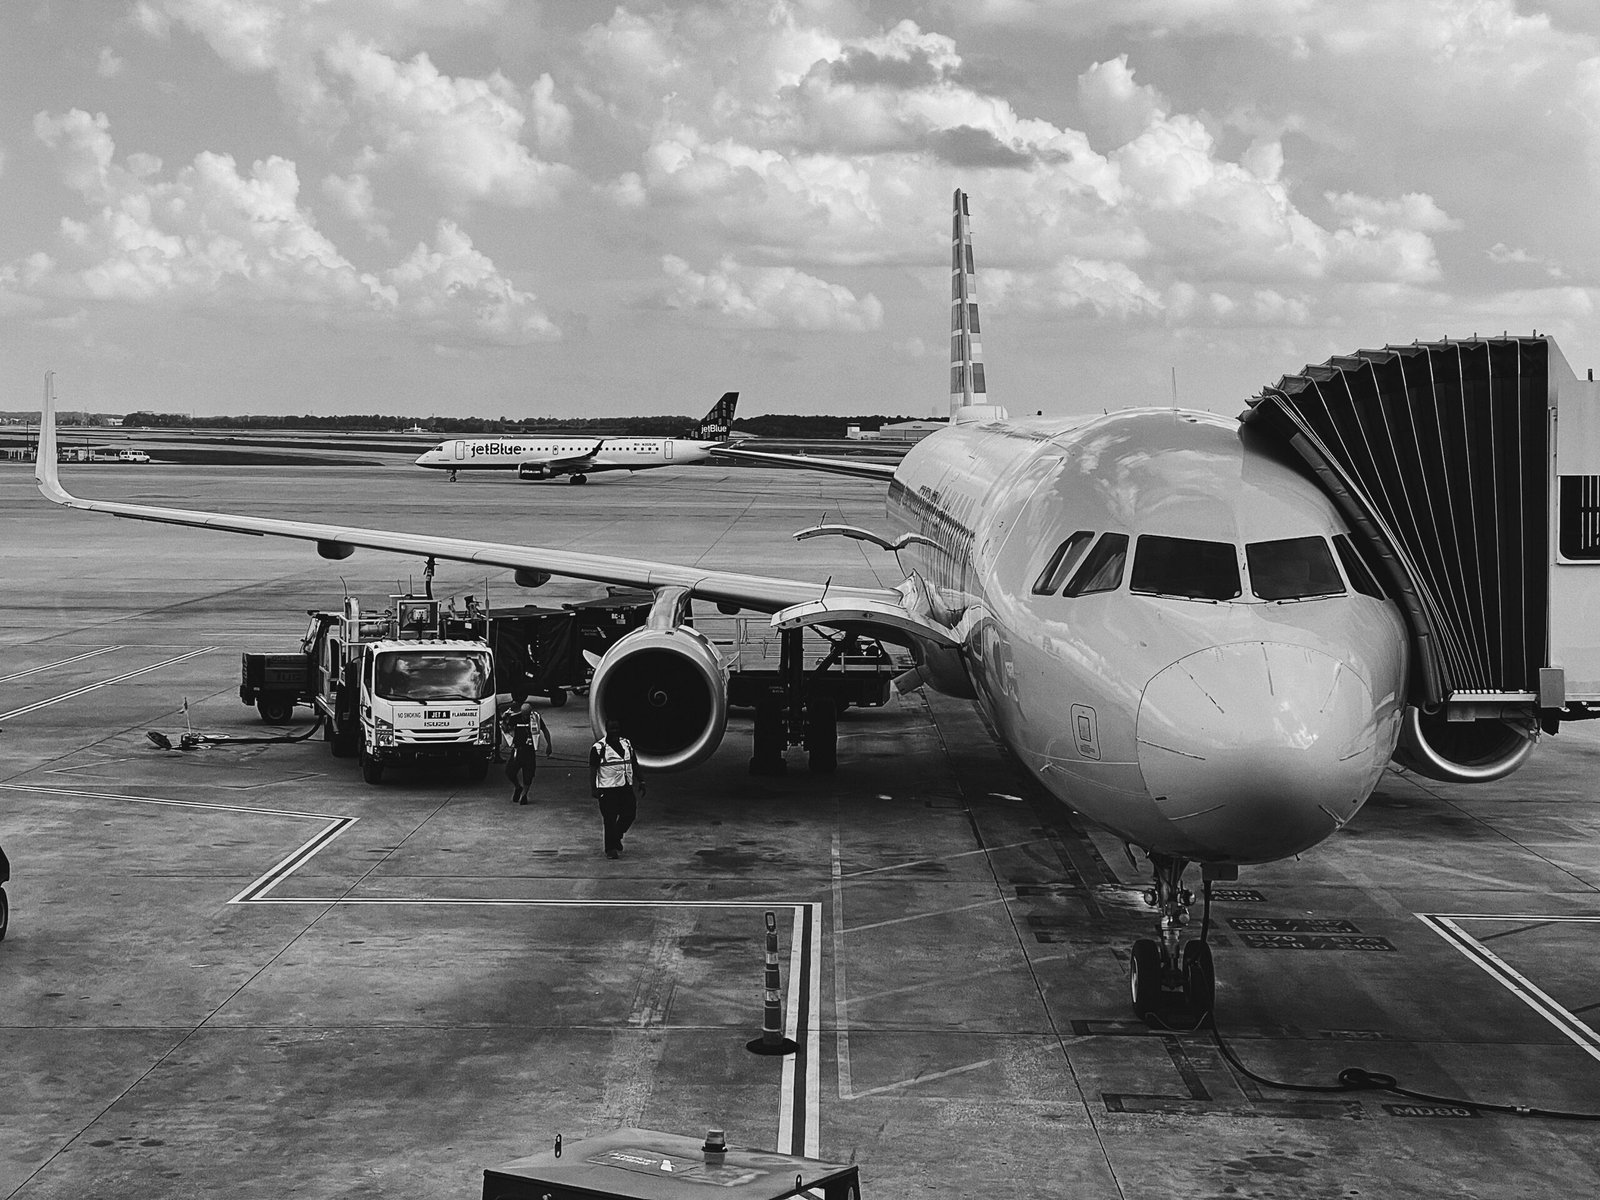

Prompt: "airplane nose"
[1136,642,1382,863]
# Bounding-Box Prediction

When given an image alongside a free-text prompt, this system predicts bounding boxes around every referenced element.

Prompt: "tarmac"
[2,453,1599,1199]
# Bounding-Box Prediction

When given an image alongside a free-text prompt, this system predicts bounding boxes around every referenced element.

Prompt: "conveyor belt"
[1242,337,1549,708]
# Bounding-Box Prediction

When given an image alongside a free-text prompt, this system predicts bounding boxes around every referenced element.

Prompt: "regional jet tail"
[413,392,738,483]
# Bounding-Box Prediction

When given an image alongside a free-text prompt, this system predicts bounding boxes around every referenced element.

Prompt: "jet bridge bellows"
[1243,335,1600,714]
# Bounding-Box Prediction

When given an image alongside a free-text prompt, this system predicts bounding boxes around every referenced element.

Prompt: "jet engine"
[1392,705,1538,784]
[518,464,550,481]
[588,624,728,771]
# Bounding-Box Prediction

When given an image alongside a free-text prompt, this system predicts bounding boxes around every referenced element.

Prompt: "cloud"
[23,109,557,344]
[97,47,126,78]
[142,0,571,208]
[660,254,883,331]
[321,171,390,240]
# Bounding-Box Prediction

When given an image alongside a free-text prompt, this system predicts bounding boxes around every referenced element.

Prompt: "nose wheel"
[1128,854,1216,1025]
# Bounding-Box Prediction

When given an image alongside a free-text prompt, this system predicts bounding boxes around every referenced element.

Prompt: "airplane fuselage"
[886,408,1410,866]
[414,436,719,476]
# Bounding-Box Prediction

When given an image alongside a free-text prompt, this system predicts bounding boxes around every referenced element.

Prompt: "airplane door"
[453,441,466,461]
[663,441,673,461]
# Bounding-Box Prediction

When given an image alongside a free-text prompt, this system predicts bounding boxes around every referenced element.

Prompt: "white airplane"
[413,392,738,483]
[38,191,1530,1018]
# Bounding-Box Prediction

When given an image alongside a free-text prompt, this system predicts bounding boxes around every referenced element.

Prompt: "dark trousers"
[505,746,537,791]
[598,787,636,852]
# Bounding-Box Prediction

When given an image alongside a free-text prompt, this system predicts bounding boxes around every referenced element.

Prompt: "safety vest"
[594,737,635,789]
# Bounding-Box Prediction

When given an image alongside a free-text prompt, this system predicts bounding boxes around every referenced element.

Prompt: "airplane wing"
[33,393,902,618]
[710,446,899,480]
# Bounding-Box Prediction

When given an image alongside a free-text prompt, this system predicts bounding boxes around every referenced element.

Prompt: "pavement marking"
[0,777,821,1155]
[838,838,1044,879]
[845,895,1009,933]
[0,646,215,721]
[0,646,122,683]
[1419,913,1600,1064]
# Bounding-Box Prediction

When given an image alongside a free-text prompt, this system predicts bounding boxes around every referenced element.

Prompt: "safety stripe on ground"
[0,647,214,721]
[0,646,122,684]
[1418,913,1600,1064]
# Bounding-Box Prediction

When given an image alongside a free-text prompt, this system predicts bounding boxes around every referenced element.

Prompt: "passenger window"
[1246,536,1345,601]
[1130,535,1241,600]
[1333,534,1387,600]
[1032,531,1095,595]
[1064,533,1129,596]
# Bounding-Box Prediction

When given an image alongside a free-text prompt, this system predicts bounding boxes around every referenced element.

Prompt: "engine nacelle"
[588,624,728,771]
[517,463,550,481]
[1393,705,1538,784]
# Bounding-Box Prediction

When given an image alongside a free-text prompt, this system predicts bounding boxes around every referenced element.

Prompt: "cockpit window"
[1130,535,1241,600]
[1332,533,1387,600]
[1032,530,1095,595]
[1063,533,1129,596]
[1246,537,1345,601]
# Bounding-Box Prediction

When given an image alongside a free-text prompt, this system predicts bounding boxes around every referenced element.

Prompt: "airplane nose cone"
[1136,642,1382,863]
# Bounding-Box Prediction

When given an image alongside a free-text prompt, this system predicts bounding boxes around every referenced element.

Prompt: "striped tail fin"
[949,189,987,419]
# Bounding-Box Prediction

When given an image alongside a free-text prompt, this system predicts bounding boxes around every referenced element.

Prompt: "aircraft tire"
[0,886,8,941]
[1130,938,1162,1017]
[1182,940,1215,1020]
[569,474,587,485]
[548,688,568,708]
[360,752,384,785]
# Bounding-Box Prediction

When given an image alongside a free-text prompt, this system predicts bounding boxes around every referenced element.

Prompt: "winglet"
[35,371,73,506]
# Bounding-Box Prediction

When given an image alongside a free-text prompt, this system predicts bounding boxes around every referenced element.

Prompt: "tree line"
[116,412,933,438]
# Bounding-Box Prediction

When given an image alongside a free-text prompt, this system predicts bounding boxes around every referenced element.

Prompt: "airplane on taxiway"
[40,190,1516,1019]
[412,392,738,483]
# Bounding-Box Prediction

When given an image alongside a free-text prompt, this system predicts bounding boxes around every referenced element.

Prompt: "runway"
[2,456,1599,1198]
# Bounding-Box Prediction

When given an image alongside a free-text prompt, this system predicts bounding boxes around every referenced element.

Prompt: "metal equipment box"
[483,1127,861,1200]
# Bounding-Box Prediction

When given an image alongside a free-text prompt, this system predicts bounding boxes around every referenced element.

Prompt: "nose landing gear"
[1128,853,1217,1025]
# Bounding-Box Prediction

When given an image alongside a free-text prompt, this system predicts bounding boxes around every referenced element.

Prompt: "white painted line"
[831,832,854,1102]
[845,1059,997,1099]
[805,900,821,1158]
[838,838,1044,879]
[0,646,122,683]
[846,896,1008,934]
[779,904,803,1155]
[1418,913,1600,1065]
[0,646,215,721]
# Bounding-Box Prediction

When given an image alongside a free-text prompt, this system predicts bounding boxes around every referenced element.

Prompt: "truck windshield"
[374,651,492,701]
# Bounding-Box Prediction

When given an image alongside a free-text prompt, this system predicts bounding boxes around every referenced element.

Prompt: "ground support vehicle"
[482,1126,861,1199]
[708,619,906,775]
[241,596,496,784]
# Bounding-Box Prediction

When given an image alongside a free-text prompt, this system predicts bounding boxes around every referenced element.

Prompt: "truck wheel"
[466,758,489,783]
[360,752,384,784]
[749,703,787,776]
[257,697,294,725]
[0,886,8,941]
[548,688,568,708]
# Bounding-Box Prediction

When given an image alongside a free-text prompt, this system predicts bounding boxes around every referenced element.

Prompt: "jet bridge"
[1241,335,1600,778]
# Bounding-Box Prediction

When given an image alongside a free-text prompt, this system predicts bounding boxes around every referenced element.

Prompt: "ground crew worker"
[590,719,642,858]
[503,696,551,804]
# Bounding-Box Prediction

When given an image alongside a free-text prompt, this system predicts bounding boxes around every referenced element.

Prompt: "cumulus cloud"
[660,254,883,331]
[23,109,557,344]
[140,0,571,208]
[321,171,390,240]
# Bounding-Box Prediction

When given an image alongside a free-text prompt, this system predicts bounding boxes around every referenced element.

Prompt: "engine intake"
[1393,705,1538,784]
[588,624,727,771]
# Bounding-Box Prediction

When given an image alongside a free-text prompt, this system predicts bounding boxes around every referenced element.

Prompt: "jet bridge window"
[1558,476,1600,559]
[1130,535,1241,601]
[1033,530,1095,595]
[1246,536,1345,601]
[1063,533,1129,596]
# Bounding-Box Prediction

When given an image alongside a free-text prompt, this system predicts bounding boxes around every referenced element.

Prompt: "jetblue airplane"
[413,392,737,483]
[40,191,1499,1018]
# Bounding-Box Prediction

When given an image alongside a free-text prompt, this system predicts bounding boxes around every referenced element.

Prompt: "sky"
[4,1,1600,421]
